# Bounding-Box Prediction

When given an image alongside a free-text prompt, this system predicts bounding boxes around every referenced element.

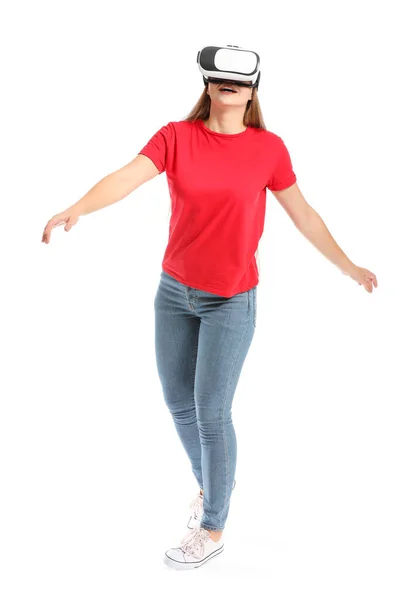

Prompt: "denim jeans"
[154,270,257,531]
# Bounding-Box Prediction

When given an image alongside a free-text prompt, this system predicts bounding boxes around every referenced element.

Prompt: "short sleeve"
[266,137,297,191]
[138,122,174,174]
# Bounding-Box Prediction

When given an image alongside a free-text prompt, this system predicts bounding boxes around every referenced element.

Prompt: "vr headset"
[197,44,261,90]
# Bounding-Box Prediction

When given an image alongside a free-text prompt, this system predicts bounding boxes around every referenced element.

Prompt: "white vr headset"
[197,44,261,90]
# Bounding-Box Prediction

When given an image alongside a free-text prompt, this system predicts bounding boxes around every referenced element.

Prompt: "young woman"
[41,64,377,572]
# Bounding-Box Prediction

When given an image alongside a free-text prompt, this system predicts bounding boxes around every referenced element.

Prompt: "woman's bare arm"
[70,153,161,216]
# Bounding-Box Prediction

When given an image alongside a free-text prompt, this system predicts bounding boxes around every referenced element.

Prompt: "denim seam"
[191,320,201,489]
[216,308,251,529]
[200,524,224,532]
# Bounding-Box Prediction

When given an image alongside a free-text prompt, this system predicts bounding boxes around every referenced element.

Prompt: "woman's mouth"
[219,87,237,94]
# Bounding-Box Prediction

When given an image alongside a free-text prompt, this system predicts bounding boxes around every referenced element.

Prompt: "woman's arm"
[70,154,160,216]
[41,154,160,244]
[271,183,378,293]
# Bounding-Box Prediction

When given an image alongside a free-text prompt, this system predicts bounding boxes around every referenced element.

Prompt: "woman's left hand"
[343,265,378,293]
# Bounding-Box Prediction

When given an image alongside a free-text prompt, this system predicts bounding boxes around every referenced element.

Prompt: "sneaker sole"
[163,545,224,570]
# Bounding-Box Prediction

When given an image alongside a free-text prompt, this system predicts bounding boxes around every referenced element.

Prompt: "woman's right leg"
[154,270,203,491]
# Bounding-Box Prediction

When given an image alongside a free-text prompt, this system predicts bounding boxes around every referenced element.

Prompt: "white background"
[1,0,417,598]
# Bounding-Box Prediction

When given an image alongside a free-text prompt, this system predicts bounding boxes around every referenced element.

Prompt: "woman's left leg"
[193,285,257,533]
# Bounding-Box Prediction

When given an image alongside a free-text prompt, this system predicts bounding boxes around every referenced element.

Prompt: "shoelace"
[189,493,203,519]
[180,527,211,559]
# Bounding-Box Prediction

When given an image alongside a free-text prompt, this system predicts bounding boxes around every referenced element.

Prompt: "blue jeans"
[154,270,257,531]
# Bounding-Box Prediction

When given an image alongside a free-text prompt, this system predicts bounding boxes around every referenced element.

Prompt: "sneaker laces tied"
[180,527,211,559]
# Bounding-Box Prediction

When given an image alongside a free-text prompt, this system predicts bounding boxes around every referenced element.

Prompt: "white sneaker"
[186,479,236,530]
[163,526,224,570]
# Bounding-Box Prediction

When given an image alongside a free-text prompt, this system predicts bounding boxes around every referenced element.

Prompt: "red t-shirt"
[138,118,297,297]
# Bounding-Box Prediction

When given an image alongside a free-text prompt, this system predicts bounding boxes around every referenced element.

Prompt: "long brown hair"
[182,84,266,129]
[166,84,265,279]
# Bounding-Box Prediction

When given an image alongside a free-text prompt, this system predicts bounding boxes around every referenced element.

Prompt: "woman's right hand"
[41,208,81,244]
